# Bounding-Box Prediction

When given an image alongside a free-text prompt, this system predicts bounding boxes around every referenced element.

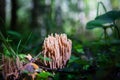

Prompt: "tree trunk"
[10,0,18,31]
[0,0,6,70]
[0,0,6,36]
[31,0,47,37]
[31,0,40,29]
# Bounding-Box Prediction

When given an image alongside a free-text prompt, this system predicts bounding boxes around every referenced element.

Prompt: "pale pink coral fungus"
[42,33,72,69]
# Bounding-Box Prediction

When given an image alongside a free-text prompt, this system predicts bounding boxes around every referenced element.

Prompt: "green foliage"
[36,71,53,80]
[7,30,22,39]
[96,10,120,21]
[86,10,120,30]
[73,43,84,54]
[86,19,112,29]
[0,32,17,58]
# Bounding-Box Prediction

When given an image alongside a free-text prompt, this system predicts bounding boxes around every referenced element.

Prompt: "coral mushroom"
[42,33,72,69]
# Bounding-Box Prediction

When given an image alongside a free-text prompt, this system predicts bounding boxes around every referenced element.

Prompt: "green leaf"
[17,40,22,54]
[7,30,22,38]
[95,10,120,21]
[3,45,11,56]
[86,19,113,29]
[69,55,79,63]
[74,44,84,54]
[83,64,90,70]
[37,71,53,80]
[18,54,27,59]
[69,55,89,66]
[39,55,52,61]
[86,20,103,29]
[86,10,120,29]
[76,48,84,54]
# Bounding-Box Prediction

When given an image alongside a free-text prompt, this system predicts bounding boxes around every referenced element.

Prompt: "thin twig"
[31,51,42,62]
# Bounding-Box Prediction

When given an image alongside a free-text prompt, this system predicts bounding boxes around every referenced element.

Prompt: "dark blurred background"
[0,0,120,41]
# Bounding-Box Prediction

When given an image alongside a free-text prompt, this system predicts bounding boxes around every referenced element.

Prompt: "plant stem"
[97,1,107,16]
[113,21,120,39]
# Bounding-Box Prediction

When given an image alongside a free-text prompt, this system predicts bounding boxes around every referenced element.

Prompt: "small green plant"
[86,2,120,40]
